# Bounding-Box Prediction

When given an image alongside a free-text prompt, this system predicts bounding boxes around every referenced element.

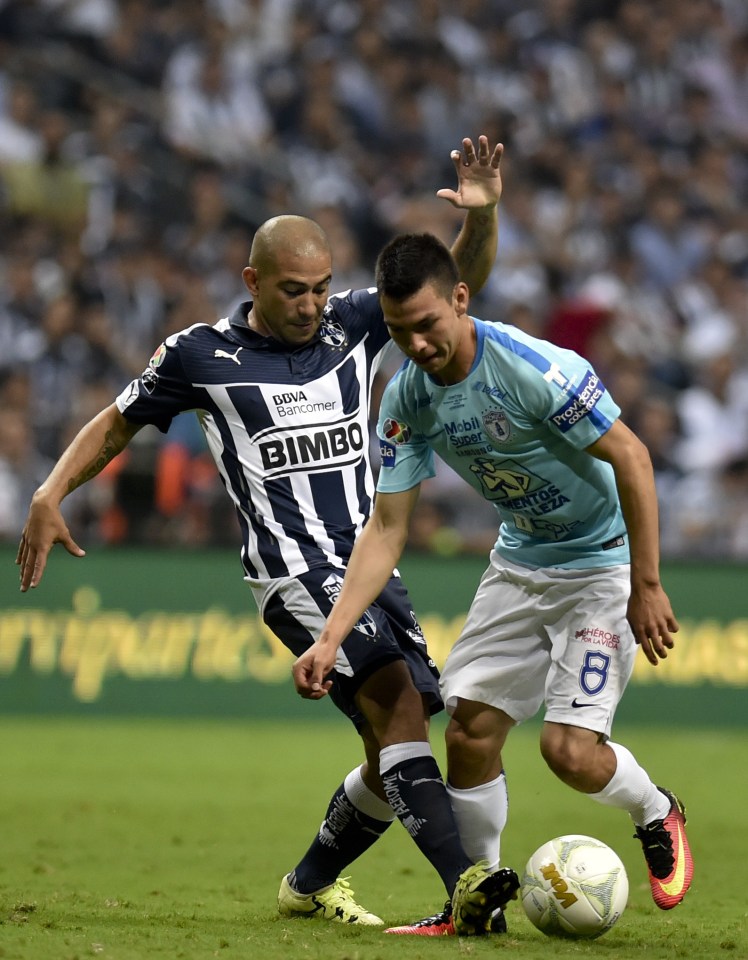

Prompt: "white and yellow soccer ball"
[521,835,628,939]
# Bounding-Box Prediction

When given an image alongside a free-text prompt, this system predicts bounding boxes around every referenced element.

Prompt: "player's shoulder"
[480,317,551,357]
[326,286,383,334]
[479,318,587,379]
[327,284,378,310]
[168,320,224,344]
[140,321,210,367]
[152,319,230,365]
[159,305,250,353]
[143,311,252,384]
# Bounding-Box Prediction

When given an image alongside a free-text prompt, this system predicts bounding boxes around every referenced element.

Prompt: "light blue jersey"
[376,318,628,569]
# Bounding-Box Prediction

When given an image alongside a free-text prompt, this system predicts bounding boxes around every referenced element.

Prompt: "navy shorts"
[263,566,443,730]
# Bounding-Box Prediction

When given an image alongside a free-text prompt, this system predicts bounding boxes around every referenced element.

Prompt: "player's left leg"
[542,562,692,909]
[540,725,692,909]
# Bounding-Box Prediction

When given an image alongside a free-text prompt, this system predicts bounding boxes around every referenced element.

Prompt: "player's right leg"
[445,698,515,871]
[386,698,520,937]
[277,756,394,924]
[266,572,405,925]
[355,659,473,898]
[386,558,547,937]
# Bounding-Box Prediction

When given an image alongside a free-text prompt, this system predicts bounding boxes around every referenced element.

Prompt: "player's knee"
[357,663,427,742]
[445,718,493,774]
[540,731,594,783]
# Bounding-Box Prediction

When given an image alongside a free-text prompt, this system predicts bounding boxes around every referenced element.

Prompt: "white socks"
[589,742,671,827]
[343,765,396,822]
[379,741,435,775]
[446,772,508,871]
[441,742,668,867]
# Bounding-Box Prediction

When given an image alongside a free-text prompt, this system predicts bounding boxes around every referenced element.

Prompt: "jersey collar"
[228,301,321,351]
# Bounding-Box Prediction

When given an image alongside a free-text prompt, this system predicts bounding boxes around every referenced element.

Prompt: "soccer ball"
[521,835,628,939]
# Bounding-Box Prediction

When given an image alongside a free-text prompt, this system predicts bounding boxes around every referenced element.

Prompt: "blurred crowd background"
[1,0,747,560]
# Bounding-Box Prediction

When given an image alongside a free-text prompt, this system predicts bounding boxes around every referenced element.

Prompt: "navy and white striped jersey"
[115,289,399,604]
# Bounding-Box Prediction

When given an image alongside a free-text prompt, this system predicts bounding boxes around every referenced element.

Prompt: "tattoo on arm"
[455,213,494,267]
[66,429,123,493]
[459,233,483,264]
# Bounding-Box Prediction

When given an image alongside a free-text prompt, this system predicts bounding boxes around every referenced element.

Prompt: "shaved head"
[243,215,334,346]
[249,215,331,272]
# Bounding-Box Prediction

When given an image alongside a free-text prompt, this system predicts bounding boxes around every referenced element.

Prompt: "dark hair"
[375,233,459,302]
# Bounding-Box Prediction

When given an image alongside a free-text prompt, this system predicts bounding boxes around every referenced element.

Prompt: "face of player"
[243,248,332,347]
[381,281,474,385]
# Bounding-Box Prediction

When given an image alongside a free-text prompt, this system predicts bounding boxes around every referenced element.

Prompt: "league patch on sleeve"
[379,440,397,467]
[149,343,167,368]
[550,370,605,432]
[382,418,412,443]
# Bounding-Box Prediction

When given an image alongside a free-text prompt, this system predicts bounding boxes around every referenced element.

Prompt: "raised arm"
[16,403,142,591]
[442,136,504,295]
[587,419,679,666]
[293,486,420,699]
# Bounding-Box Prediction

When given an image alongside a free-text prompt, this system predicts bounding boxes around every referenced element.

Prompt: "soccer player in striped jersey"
[17,137,521,932]
[294,232,693,935]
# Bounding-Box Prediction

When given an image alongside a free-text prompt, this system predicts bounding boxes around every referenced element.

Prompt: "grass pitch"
[0,717,745,960]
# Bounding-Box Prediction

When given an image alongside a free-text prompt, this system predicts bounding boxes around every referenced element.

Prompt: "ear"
[242,265,258,295]
[453,281,470,315]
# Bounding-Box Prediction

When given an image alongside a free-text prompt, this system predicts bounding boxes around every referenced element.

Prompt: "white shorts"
[439,553,637,737]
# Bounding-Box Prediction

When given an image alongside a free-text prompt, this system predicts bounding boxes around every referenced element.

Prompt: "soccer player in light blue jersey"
[294,232,694,935]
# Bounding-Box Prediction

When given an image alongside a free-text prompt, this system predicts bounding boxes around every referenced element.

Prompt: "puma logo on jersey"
[214,347,243,365]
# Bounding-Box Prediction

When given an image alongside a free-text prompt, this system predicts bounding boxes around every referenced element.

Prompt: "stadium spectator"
[690,28,748,147]
[0,79,43,163]
[1,108,90,234]
[0,253,47,372]
[674,323,748,473]
[628,178,713,291]
[161,14,275,167]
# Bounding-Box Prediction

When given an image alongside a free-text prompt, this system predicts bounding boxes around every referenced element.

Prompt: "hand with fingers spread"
[437,135,504,210]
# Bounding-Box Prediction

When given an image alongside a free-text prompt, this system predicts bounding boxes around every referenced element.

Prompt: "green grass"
[0,717,745,960]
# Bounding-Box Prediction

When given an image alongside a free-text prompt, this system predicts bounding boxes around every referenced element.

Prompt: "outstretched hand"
[16,496,85,592]
[437,135,504,209]
[292,641,337,700]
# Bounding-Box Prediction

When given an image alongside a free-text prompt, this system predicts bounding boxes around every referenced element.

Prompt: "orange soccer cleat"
[634,788,693,910]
